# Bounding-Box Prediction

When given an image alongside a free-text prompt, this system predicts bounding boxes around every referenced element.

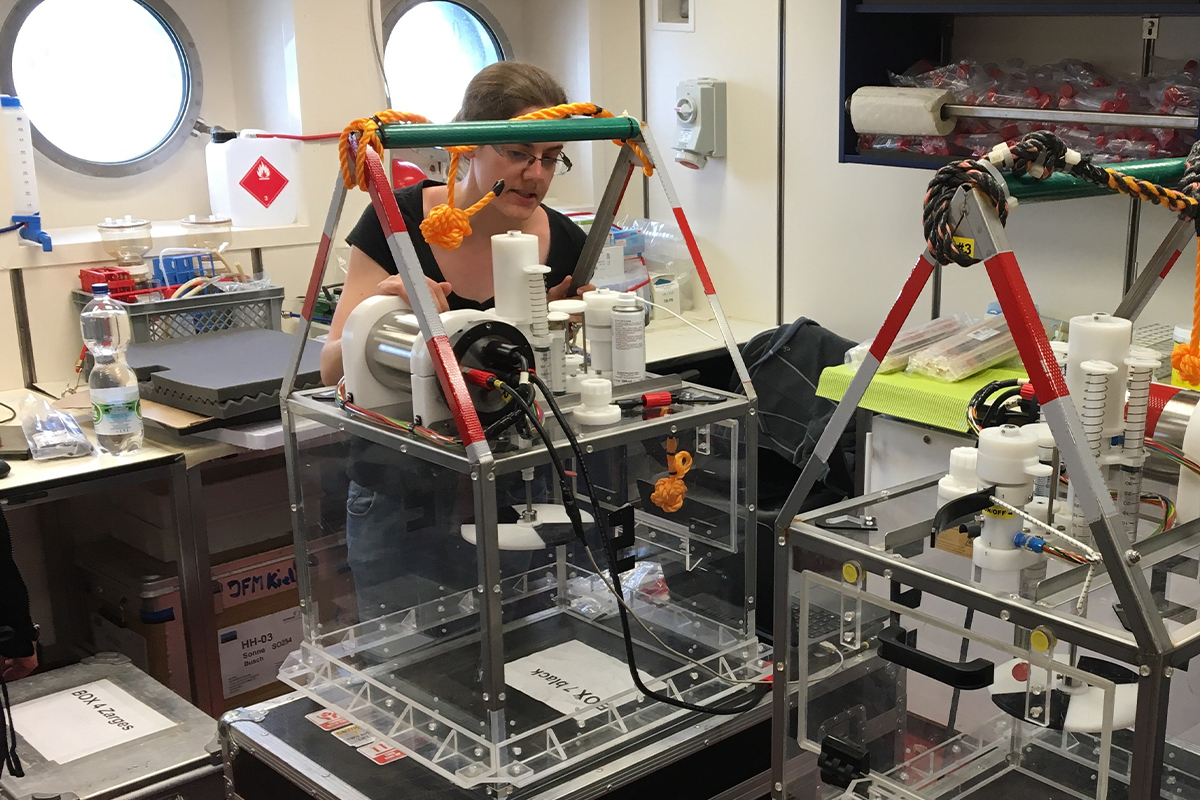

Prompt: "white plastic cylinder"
[548,310,569,396]
[573,377,622,426]
[974,425,1043,573]
[206,131,299,227]
[525,264,551,337]
[1178,410,1200,524]
[1079,359,1118,458]
[584,288,620,375]
[1066,313,1132,437]
[937,447,979,509]
[491,231,539,327]
[611,292,645,385]
[564,353,585,394]
[1025,422,1056,499]
[1,96,38,216]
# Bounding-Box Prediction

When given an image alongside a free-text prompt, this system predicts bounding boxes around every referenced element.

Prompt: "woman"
[321,63,590,622]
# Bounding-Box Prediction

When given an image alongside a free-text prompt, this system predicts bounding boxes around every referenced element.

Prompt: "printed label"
[358,741,407,765]
[305,709,350,731]
[239,156,290,208]
[218,606,302,699]
[967,327,1001,341]
[984,506,1015,519]
[332,725,377,747]
[952,236,976,258]
[505,641,655,720]
[10,679,175,764]
[91,385,142,436]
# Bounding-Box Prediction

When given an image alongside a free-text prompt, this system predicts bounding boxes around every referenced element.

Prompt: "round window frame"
[0,0,203,178]
[381,0,512,108]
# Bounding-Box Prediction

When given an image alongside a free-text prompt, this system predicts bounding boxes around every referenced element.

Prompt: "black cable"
[923,159,1009,267]
[525,371,770,715]
[0,674,22,778]
[0,402,13,426]
[980,387,1024,428]
[946,607,974,736]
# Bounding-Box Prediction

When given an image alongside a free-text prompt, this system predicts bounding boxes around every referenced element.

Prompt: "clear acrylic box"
[277,378,768,790]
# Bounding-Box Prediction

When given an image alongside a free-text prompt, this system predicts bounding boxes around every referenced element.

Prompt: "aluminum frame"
[278,116,764,792]
[770,183,1192,800]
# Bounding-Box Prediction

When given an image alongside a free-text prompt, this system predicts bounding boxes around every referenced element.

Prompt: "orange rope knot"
[651,437,692,513]
[422,102,655,251]
[1173,247,1200,387]
[339,109,431,190]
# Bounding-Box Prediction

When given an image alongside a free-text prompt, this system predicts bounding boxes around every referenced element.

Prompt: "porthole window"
[383,0,509,123]
[0,0,202,177]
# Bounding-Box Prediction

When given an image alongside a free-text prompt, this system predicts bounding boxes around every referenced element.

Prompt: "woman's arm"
[320,247,452,385]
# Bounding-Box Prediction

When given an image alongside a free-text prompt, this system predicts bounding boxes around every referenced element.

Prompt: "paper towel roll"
[849,86,956,137]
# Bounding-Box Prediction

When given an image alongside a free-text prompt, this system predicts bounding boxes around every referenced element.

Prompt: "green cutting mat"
[816,364,1028,433]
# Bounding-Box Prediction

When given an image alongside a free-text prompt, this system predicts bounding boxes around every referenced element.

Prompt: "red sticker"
[358,741,406,764]
[239,156,290,208]
[305,709,349,731]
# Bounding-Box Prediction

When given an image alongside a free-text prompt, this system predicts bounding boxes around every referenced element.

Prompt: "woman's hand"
[2,652,36,681]
[548,276,595,303]
[377,275,454,313]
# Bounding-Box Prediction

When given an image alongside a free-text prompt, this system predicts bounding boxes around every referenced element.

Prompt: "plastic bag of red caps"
[859,57,1198,163]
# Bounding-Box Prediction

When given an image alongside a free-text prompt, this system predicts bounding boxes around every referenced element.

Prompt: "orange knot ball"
[650,449,692,513]
[1173,342,1200,386]
[420,203,473,251]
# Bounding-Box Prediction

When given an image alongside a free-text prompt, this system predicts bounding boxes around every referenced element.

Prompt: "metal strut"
[771,184,1173,800]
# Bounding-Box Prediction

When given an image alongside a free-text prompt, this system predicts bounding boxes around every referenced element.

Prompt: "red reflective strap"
[671,207,716,295]
[428,335,485,446]
[1160,249,1183,279]
[361,147,409,235]
[985,251,1066,402]
[302,233,332,321]
[868,254,937,362]
[1146,381,1183,438]
[642,391,673,408]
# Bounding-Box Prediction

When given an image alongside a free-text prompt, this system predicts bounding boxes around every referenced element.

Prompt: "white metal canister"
[611,292,646,385]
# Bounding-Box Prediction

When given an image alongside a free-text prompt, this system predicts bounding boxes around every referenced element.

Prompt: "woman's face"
[469,106,564,220]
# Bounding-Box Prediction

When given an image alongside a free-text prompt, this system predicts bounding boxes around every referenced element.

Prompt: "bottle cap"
[614,292,641,311]
[91,283,110,295]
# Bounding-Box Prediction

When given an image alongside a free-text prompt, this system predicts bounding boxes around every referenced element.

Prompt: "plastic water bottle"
[81,283,143,455]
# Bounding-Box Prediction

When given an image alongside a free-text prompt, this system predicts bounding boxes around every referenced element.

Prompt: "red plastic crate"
[79,266,134,294]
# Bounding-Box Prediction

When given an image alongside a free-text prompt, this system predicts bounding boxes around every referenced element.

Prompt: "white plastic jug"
[206,129,299,227]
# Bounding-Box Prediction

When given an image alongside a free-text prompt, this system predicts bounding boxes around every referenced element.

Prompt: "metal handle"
[876,626,995,690]
[1006,157,1186,203]
[378,117,641,149]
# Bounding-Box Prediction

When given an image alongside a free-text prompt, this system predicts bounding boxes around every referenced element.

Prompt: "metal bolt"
[494,585,502,593]
[748,504,755,512]
[1165,666,1175,678]
[777,536,786,546]
[488,473,495,481]
[1141,664,1152,677]
[499,693,506,701]
[586,444,594,453]
[883,569,893,579]
[775,662,785,671]
[670,424,678,433]
[774,783,783,792]
[1126,549,1141,564]
[1000,610,1010,621]
[290,503,297,512]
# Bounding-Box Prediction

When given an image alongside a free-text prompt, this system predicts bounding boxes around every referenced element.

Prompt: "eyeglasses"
[492,146,572,176]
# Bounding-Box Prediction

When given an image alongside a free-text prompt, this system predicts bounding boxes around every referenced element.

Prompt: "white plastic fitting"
[573,377,622,426]
[937,446,979,508]
[974,424,1048,573]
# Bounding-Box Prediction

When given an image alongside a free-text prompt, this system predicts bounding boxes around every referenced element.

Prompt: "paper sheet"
[505,640,654,720]
[11,679,175,764]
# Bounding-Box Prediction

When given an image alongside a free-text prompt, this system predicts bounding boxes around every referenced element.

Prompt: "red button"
[1012,662,1030,682]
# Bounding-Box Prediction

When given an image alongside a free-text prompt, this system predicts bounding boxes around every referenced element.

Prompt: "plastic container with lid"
[98,216,153,288]
[206,129,299,227]
[180,214,232,251]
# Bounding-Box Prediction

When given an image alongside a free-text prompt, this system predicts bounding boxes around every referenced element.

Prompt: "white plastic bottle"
[1,95,38,216]
[81,284,143,455]
[611,292,646,385]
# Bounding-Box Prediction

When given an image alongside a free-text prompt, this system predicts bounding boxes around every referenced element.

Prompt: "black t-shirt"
[345,179,586,309]
[344,180,585,499]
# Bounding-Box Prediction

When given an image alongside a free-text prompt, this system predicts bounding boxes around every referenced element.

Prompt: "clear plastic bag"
[846,313,970,374]
[19,393,95,460]
[908,314,1018,382]
[566,561,670,620]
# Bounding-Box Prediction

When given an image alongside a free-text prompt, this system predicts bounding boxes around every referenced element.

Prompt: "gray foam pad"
[127,328,323,419]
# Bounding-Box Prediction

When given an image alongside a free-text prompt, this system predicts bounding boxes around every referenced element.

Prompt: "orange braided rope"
[650,436,691,513]
[1172,248,1200,385]
[339,109,432,190]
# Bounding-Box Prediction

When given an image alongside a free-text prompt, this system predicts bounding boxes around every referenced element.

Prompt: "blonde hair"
[455,62,568,122]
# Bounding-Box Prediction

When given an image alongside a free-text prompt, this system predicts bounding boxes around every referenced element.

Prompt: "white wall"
[644,0,780,324]
[784,7,1200,342]
[0,0,655,388]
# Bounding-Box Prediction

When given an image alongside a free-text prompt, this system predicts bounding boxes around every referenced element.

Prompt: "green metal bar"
[377,117,641,149]
[1006,158,1187,202]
